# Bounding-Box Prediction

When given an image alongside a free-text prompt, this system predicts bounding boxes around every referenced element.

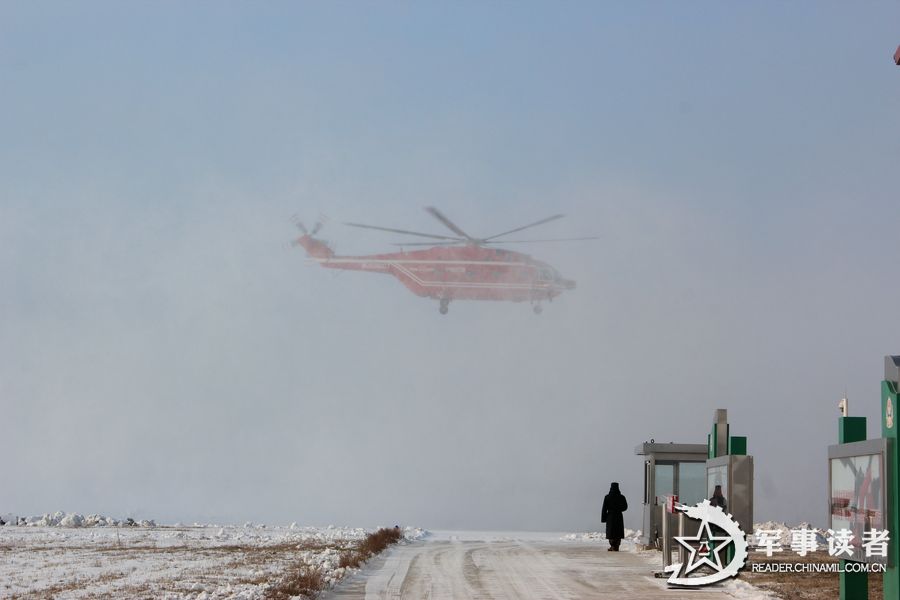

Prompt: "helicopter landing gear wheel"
[439,298,450,315]
[533,304,543,315]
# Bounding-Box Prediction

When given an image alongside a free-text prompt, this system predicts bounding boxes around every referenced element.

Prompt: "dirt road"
[328,532,742,600]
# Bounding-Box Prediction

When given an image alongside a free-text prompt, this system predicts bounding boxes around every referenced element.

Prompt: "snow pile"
[0,513,425,541]
[561,528,641,543]
[562,532,604,541]
[401,526,429,541]
[749,521,827,546]
[4,511,156,528]
[721,578,780,599]
[297,546,351,587]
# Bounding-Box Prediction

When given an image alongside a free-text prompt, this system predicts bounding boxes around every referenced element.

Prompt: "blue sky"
[2,2,900,530]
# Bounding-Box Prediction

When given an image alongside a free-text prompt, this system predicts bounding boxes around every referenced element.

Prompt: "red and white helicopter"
[292,207,596,314]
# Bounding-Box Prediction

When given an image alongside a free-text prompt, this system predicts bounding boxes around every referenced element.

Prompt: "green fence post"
[839,415,868,600]
[882,366,900,600]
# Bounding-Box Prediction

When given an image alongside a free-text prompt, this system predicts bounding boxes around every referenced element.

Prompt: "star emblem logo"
[664,499,749,587]
[674,515,733,574]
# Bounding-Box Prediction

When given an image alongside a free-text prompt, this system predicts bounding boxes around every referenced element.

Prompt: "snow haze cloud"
[2,2,900,531]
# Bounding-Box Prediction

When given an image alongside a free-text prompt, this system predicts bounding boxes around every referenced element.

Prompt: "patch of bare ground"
[90,582,154,599]
[8,570,132,600]
[266,564,326,600]
[742,551,883,600]
[11,572,113,599]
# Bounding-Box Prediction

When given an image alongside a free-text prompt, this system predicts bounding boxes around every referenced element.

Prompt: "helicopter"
[292,207,596,314]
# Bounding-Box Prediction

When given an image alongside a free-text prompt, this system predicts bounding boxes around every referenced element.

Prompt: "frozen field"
[0,515,425,599]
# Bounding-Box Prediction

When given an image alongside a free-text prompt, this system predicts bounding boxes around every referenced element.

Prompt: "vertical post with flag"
[836,401,867,600]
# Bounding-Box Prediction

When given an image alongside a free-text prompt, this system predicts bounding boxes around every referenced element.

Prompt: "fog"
[2,2,900,531]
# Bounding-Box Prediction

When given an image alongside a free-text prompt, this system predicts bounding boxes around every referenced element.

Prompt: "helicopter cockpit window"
[539,268,553,281]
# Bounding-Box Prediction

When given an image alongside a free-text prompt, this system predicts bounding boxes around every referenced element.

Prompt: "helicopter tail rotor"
[292,214,328,238]
[290,214,334,258]
[291,215,308,235]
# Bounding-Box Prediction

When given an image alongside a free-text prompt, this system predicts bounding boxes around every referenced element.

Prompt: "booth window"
[679,462,706,506]
[654,463,674,504]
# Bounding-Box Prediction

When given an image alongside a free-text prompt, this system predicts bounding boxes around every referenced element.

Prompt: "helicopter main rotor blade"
[390,241,465,247]
[424,207,474,240]
[343,222,465,241]
[482,214,565,241]
[390,236,600,246]
[482,236,600,244]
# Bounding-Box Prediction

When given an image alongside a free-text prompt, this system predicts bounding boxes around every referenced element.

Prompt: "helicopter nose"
[562,278,576,290]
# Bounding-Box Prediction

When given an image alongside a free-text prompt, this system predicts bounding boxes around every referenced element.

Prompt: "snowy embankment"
[0,512,426,599]
[2,510,155,528]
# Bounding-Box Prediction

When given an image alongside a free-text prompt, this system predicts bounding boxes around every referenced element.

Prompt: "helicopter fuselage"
[294,235,575,304]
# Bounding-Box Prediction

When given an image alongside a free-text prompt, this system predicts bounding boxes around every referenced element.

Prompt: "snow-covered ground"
[334,531,751,599]
[0,513,425,599]
[0,514,802,599]
[559,527,779,599]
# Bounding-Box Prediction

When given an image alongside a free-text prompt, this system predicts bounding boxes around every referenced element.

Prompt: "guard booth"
[634,441,708,548]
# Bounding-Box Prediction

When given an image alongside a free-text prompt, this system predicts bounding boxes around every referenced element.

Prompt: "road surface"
[328,532,742,600]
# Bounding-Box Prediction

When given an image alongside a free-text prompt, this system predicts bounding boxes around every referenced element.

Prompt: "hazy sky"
[2,2,900,531]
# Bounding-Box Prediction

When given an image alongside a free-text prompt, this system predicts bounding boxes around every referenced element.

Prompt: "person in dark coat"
[709,485,727,510]
[601,482,628,551]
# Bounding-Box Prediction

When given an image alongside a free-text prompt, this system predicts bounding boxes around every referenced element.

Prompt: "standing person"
[709,485,727,511]
[601,482,628,551]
